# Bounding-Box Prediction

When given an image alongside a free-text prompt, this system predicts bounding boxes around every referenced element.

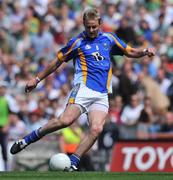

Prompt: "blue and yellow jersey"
[57,31,131,93]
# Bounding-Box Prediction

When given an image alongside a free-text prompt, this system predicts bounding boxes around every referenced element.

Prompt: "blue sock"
[4,161,8,171]
[24,129,41,144]
[69,154,80,167]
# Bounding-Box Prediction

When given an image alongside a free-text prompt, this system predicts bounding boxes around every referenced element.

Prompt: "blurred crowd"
[1,0,173,170]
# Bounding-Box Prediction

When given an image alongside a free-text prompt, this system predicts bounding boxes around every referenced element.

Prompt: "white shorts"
[68,83,109,113]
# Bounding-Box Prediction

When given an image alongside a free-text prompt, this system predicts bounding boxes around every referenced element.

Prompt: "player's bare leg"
[10,104,81,154]
[70,110,107,170]
[38,104,82,136]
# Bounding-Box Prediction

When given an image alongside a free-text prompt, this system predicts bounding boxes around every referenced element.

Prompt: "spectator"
[160,111,173,133]
[30,21,55,61]
[137,96,155,139]
[9,2,24,38]
[15,22,32,61]
[116,17,137,45]
[139,20,153,42]
[8,111,26,170]
[120,94,143,139]
[160,53,173,78]
[59,3,76,35]
[0,4,11,31]
[118,60,138,105]
[24,6,40,35]
[102,3,121,32]
[0,81,9,171]
[156,67,171,95]
[134,56,158,79]
[109,95,123,124]
[121,94,143,126]
[0,29,16,54]
[156,13,169,36]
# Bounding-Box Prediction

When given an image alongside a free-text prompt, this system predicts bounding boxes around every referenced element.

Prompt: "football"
[49,153,71,171]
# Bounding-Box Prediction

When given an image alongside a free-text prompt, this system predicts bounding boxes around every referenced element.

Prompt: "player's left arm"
[124,46,156,58]
[108,33,155,58]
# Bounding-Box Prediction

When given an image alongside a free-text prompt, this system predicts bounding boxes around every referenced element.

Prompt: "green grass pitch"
[0,172,173,180]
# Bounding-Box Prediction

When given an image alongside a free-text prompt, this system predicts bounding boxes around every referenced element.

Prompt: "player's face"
[0,87,5,96]
[84,18,100,39]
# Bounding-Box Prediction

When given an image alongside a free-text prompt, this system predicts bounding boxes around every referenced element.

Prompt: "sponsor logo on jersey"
[85,44,91,50]
[103,43,108,50]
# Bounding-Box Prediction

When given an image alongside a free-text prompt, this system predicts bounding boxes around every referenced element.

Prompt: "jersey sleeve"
[56,37,81,62]
[107,32,132,55]
[110,45,124,56]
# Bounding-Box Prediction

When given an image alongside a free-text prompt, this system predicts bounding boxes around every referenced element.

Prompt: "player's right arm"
[25,57,63,93]
[25,36,81,93]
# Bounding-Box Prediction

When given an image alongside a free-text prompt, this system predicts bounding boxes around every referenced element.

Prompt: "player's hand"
[144,48,156,57]
[25,78,38,93]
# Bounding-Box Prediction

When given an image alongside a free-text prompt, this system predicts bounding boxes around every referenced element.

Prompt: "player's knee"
[58,115,74,127]
[91,125,103,138]
[51,118,60,126]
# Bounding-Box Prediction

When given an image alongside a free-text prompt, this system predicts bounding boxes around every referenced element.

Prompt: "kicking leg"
[10,104,81,154]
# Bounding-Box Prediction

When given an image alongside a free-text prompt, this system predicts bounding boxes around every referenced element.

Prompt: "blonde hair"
[83,8,101,23]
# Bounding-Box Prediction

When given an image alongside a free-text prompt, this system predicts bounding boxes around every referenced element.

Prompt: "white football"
[49,153,71,171]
